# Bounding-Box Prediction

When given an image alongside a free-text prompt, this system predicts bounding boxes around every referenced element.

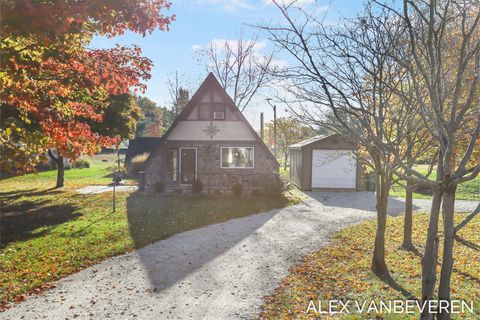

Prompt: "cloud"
[191,44,203,51]
[196,0,257,11]
[207,38,267,52]
[263,0,317,7]
[197,38,288,69]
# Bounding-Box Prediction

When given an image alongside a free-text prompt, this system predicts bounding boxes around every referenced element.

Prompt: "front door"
[180,148,196,184]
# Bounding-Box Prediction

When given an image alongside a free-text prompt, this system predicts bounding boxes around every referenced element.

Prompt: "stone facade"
[141,73,279,193]
[144,140,279,193]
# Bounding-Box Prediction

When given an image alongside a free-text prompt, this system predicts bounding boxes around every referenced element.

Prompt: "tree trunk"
[438,183,456,320]
[420,189,442,320]
[403,144,415,251]
[420,162,444,320]
[371,172,391,278]
[48,149,65,188]
[402,179,415,250]
[55,156,65,188]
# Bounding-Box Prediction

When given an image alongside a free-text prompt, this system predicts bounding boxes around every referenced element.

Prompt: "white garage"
[289,134,365,191]
[311,149,357,188]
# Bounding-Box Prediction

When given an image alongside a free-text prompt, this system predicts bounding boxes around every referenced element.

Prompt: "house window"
[167,150,178,182]
[213,111,225,120]
[221,147,254,168]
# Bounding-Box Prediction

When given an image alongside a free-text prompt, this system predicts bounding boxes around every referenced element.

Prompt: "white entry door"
[311,150,356,189]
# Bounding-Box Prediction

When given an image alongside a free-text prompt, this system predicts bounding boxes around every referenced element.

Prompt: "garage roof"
[289,134,336,149]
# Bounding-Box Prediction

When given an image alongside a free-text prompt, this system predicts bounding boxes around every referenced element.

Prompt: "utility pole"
[266,98,277,156]
[260,112,264,141]
[112,149,122,212]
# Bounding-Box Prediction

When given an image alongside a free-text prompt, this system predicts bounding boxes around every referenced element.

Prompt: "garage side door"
[311,150,356,189]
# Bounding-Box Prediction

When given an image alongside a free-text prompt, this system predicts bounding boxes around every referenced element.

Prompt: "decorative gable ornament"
[203,122,220,139]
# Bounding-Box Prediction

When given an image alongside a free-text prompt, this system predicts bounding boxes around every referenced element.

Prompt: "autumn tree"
[0,0,174,187]
[93,95,142,140]
[0,103,46,174]
[1,0,174,38]
[135,96,165,137]
[264,117,315,170]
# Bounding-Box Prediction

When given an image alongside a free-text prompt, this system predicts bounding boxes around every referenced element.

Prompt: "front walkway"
[77,185,138,194]
[3,192,477,319]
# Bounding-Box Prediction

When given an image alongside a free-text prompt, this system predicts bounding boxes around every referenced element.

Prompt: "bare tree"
[265,1,478,318]
[454,203,480,234]
[261,1,433,279]
[370,2,480,319]
[166,71,191,116]
[201,29,275,112]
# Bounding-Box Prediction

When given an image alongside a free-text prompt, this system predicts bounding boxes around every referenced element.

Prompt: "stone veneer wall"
[144,141,279,193]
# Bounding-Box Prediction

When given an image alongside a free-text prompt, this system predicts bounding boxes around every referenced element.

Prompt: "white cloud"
[191,44,203,51]
[199,38,288,69]
[196,0,257,11]
[208,38,266,52]
[195,0,325,13]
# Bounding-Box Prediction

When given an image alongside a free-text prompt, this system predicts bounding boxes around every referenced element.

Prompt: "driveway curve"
[3,192,477,320]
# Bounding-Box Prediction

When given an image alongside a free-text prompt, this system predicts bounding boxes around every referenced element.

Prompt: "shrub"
[191,180,204,194]
[105,165,126,177]
[259,174,285,198]
[173,188,183,194]
[72,159,90,169]
[128,152,150,174]
[37,159,56,172]
[154,181,165,193]
[232,183,243,196]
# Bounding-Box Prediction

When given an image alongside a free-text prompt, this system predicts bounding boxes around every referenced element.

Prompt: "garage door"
[311,150,356,189]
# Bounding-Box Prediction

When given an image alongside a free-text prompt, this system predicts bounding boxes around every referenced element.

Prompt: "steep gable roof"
[144,73,279,166]
[289,133,355,150]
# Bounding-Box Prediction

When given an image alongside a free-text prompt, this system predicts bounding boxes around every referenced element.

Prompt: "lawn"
[389,165,479,201]
[0,155,301,309]
[260,213,480,320]
[2,153,131,188]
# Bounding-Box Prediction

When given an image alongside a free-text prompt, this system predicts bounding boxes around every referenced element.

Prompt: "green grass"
[2,153,130,188]
[390,165,479,201]
[0,155,300,308]
[260,213,480,320]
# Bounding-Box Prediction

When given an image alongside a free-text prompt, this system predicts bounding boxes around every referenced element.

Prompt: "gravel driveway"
[3,192,477,320]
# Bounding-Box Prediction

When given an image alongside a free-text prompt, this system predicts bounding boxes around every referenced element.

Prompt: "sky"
[90,0,366,129]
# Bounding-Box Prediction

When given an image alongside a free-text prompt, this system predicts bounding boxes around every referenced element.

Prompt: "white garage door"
[311,149,356,189]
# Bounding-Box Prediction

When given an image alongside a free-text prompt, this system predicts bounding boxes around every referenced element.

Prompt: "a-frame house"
[143,73,279,192]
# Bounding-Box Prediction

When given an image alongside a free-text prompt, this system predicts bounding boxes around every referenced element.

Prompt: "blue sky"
[90,0,365,128]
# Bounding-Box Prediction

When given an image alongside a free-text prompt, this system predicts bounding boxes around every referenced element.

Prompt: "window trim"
[220,147,255,169]
[166,149,178,183]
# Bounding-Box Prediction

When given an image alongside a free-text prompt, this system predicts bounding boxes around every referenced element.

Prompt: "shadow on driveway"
[126,191,284,292]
